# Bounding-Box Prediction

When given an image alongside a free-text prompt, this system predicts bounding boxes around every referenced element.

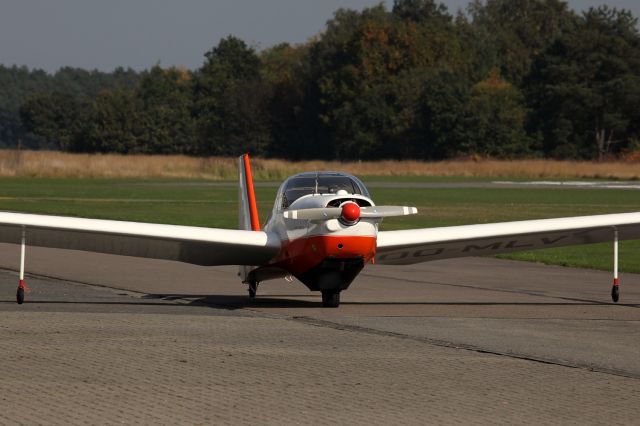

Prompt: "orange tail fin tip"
[242,154,261,231]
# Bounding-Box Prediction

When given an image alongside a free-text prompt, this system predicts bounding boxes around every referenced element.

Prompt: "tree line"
[3,0,640,160]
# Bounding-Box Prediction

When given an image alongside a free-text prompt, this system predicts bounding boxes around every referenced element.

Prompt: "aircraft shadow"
[143,293,321,309]
[142,293,639,309]
[0,299,200,307]
[2,293,635,309]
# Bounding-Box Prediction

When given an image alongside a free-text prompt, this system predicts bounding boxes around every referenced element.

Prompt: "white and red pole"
[19,227,25,290]
[612,228,620,303]
[614,228,619,287]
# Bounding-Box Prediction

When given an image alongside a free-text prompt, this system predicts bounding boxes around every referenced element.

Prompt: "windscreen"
[282,175,364,208]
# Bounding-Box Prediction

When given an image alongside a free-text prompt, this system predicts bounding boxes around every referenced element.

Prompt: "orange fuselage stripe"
[243,154,260,231]
[271,235,377,275]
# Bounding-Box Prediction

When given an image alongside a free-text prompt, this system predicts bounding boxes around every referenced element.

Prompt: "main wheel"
[248,281,258,298]
[612,285,620,303]
[16,287,24,305]
[321,290,340,308]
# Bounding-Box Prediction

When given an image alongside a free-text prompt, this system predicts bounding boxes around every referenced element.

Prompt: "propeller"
[283,208,341,220]
[361,206,418,218]
[283,204,418,221]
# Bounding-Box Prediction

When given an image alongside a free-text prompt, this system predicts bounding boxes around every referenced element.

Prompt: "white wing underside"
[2,210,639,268]
[0,212,280,266]
[376,212,640,265]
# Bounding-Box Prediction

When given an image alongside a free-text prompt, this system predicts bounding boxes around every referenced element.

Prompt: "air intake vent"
[326,198,372,208]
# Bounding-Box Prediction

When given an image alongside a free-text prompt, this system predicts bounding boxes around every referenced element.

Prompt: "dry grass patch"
[0,150,639,180]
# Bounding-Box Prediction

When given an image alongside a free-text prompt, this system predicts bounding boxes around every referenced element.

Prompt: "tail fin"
[238,154,260,283]
[238,154,260,231]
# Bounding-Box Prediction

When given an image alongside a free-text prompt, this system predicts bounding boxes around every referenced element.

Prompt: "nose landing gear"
[248,281,259,298]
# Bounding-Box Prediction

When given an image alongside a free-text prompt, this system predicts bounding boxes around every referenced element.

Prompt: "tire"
[321,290,340,308]
[612,285,620,303]
[248,281,258,298]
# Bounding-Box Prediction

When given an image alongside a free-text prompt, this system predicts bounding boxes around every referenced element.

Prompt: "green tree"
[194,36,270,156]
[19,92,83,150]
[411,70,471,159]
[7,2,640,161]
[0,65,52,148]
[392,0,450,23]
[528,6,640,159]
[461,70,531,157]
[261,43,315,159]
[78,89,142,153]
[469,0,575,84]
[308,4,465,159]
[1,64,140,149]
[136,66,196,154]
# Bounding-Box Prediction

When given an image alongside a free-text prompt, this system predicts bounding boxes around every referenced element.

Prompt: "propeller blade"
[283,206,417,220]
[283,208,342,220]
[360,206,418,218]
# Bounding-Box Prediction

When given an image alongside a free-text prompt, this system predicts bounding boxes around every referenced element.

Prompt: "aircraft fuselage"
[262,192,378,291]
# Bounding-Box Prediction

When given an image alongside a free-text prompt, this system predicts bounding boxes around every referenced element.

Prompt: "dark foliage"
[4,1,640,160]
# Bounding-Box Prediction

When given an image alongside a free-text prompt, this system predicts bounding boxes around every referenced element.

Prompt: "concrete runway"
[0,244,639,425]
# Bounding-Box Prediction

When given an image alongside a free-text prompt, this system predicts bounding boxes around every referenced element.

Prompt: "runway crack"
[289,315,640,380]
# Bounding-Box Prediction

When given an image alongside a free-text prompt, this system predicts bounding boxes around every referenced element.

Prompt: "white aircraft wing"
[0,212,281,266]
[375,212,640,265]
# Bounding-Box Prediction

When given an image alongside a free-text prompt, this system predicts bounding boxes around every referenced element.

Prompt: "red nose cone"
[341,203,360,223]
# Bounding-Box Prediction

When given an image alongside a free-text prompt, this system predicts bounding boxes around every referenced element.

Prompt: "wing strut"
[612,228,619,303]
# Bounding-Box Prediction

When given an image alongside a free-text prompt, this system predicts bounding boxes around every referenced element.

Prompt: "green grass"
[0,176,638,273]
[0,178,277,228]
[366,185,640,272]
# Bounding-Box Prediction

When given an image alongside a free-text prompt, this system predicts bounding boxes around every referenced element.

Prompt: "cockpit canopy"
[277,172,370,209]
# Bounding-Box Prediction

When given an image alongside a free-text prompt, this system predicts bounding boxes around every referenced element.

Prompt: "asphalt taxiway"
[0,244,638,425]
